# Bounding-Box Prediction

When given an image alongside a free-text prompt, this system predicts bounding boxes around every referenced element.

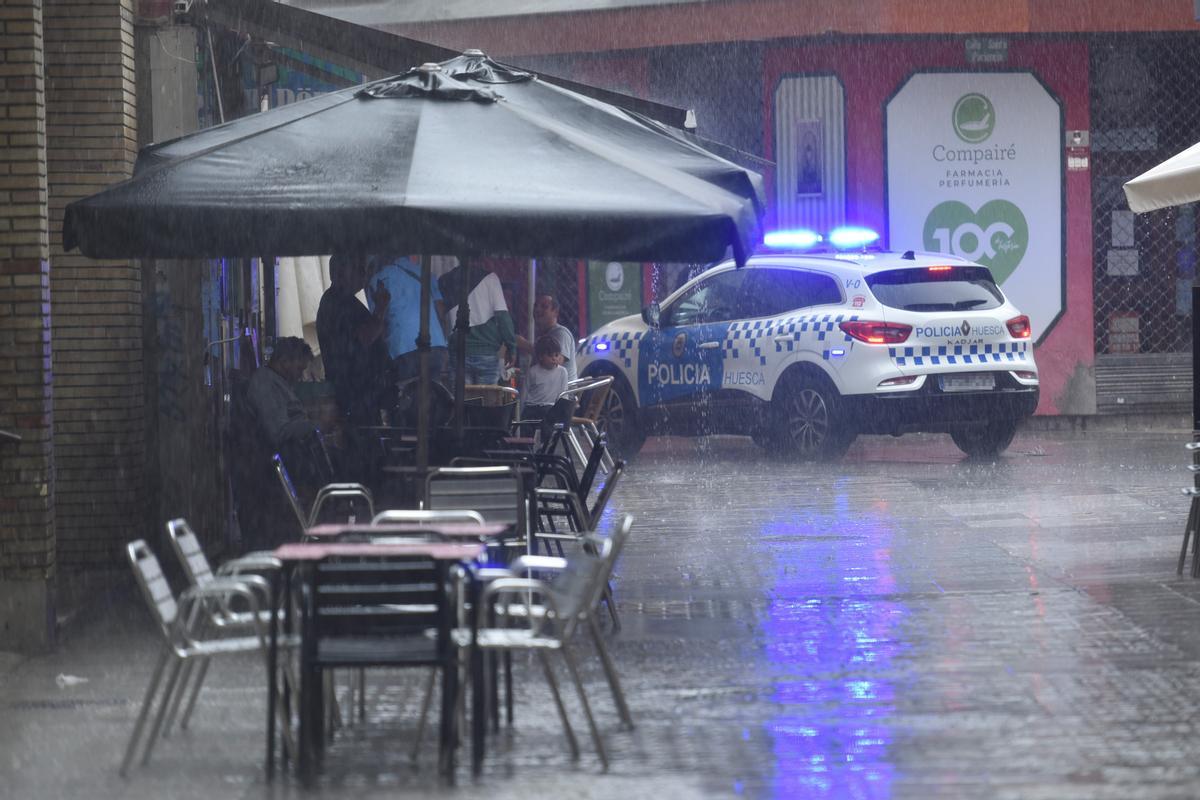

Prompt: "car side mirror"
[642,302,661,328]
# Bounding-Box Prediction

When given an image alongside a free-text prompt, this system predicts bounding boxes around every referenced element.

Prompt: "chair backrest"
[310,485,375,526]
[587,459,625,529]
[583,514,634,613]
[371,508,485,526]
[274,453,311,531]
[575,376,613,423]
[309,556,446,660]
[165,518,214,589]
[127,540,176,638]
[543,540,609,637]
[426,466,524,532]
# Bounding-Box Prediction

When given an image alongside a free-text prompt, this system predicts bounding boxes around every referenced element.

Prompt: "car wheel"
[950,420,1018,459]
[594,373,645,459]
[772,371,854,461]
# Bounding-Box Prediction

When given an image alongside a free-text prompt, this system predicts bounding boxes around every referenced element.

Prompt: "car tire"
[950,420,1018,459]
[771,370,855,461]
[594,372,645,459]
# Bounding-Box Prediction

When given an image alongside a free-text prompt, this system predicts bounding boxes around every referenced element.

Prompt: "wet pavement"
[5,428,1200,799]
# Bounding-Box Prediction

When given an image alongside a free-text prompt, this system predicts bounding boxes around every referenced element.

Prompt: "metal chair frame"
[122,540,277,777]
[273,453,375,533]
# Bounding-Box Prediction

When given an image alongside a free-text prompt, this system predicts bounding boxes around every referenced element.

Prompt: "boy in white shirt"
[522,335,569,428]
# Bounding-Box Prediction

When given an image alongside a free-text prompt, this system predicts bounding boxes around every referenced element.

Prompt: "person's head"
[533,294,560,331]
[270,336,313,382]
[534,334,562,369]
[329,253,369,293]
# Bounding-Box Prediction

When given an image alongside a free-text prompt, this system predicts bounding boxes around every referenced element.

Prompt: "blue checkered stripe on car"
[585,331,642,368]
[888,341,1030,367]
[725,313,857,365]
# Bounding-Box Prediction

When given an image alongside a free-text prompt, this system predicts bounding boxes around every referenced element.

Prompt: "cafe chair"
[460,527,625,773]
[122,540,279,777]
[274,454,375,534]
[495,515,635,731]
[296,552,459,785]
[562,376,615,475]
[426,465,526,559]
[165,518,281,625]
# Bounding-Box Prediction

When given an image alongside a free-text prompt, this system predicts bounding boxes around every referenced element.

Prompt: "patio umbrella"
[1123,140,1200,213]
[63,50,765,468]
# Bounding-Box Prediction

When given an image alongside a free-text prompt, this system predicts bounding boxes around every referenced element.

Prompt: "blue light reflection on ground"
[760,485,907,799]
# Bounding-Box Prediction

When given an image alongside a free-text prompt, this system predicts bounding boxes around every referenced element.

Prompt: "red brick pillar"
[0,1,57,651]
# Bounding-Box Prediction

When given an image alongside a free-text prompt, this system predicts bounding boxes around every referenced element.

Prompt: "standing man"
[316,253,391,427]
[441,261,516,385]
[368,254,449,384]
[517,294,578,383]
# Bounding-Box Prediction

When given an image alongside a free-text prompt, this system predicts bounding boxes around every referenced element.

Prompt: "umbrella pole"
[417,254,432,473]
[453,258,472,444]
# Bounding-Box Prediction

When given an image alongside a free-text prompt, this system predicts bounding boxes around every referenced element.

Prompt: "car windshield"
[866,266,1004,312]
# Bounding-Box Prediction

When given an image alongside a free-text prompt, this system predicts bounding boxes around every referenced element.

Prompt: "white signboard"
[886,72,1064,340]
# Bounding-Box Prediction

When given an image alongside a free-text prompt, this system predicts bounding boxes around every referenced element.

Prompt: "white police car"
[577,228,1040,460]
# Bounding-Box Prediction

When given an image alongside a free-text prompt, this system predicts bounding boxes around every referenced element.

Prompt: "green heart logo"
[922,199,1028,284]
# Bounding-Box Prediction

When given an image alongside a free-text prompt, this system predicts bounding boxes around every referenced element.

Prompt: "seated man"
[245,337,319,455]
[237,337,324,550]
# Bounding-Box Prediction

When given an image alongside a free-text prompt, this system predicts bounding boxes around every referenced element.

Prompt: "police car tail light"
[839,320,912,344]
[1013,370,1038,381]
[1006,315,1032,339]
[878,375,918,387]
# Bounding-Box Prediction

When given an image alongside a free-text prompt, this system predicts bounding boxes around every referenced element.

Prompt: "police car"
[576,228,1040,460]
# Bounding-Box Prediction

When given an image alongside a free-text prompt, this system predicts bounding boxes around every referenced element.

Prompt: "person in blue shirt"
[367,255,449,385]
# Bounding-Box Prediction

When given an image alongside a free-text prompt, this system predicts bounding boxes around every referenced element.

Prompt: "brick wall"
[43,0,143,571]
[0,1,56,650]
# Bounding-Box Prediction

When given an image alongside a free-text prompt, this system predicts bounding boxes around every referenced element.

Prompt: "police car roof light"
[762,229,823,249]
[828,226,880,250]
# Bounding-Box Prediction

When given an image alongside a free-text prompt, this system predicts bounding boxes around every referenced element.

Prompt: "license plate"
[939,373,995,393]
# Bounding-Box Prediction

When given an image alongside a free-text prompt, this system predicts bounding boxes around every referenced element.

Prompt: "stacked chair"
[122,539,282,776]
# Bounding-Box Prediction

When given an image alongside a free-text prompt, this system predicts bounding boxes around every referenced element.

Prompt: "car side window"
[742,268,843,318]
[663,269,748,327]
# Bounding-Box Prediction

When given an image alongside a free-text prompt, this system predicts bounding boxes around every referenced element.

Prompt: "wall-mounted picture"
[796,120,823,197]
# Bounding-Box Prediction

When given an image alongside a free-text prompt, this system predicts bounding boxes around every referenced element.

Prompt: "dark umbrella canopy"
[63,52,764,264]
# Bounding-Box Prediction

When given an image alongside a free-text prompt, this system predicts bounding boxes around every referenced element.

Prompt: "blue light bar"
[763,229,823,249]
[828,226,880,249]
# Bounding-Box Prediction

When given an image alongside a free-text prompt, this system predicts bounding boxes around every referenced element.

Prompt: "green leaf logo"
[952,93,995,143]
[922,199,1028,284]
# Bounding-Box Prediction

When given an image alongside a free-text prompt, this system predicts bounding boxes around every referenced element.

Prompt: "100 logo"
[922,199,1028,284]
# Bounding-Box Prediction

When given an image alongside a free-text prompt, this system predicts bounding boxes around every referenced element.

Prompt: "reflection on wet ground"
[4,430,1200,799]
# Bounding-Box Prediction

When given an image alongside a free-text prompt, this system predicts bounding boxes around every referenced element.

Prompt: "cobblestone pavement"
[4,429,1200,800]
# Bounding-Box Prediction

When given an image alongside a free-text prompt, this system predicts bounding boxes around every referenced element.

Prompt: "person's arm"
[494,310,517,362]
[355,281,389,348]
[515,333,534,355]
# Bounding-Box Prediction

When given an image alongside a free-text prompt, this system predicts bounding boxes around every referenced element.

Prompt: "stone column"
[0,0,56,652]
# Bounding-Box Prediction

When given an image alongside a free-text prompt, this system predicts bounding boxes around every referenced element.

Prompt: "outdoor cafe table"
[266,540,486,783]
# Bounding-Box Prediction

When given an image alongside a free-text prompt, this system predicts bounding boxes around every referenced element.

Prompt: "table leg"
[470,574,485,776]
[266,569,279,780]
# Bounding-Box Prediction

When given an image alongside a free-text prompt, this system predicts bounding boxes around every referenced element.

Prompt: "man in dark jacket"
[316,253,391,426]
